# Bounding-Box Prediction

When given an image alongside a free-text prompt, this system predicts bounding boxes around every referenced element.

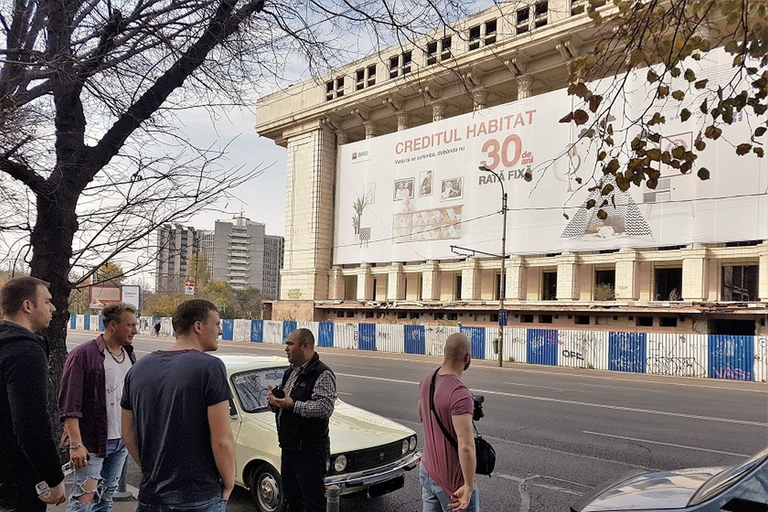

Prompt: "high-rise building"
[155,224,198,294]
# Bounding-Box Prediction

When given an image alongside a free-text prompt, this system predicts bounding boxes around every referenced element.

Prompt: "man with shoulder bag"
[418,333,480,512]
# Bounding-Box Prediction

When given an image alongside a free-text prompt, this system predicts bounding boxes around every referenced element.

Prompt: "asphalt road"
[58,331,768,512]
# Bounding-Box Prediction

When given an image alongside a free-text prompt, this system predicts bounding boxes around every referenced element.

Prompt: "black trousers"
[0,483,46,512]
[281,448,328,512]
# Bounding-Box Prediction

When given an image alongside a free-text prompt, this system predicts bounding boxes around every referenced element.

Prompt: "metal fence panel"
[708,335,754,380]
[317,322,335,348]
[376,324,405,354]
[70,314,77,330]
[263,321,283,344]
[557,330,610,370]
[232,319,251,342]
[460,326,486,360]
[333,323,358,350]
[358,324,376,351]
[608,332,647,373]
[527,329,559,366]
[76,315,85,330]
[250,320,263,342]
[424,326,459,357]
[755,336,768,383]
[404,325,426,355]
[297,321,319,343]
[646,333,708,378]
[282,321,297,343]
[221,319,235,341]
[89,315,100,331]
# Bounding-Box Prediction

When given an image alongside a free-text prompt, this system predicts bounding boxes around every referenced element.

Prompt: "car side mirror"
[229,398,238,420]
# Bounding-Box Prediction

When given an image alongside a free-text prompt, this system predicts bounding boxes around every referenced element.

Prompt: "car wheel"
[250,463,284,512]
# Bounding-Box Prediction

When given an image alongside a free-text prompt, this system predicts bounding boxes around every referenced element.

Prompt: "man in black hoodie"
[0,277,66,511]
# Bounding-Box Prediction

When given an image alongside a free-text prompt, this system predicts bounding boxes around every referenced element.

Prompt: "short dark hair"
[101,302,137,326]
[0,277,50,317]
[293,328,315,347]
[172,299,218,335]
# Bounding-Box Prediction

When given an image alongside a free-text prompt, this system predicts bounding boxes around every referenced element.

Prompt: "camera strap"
[428,368,461,450]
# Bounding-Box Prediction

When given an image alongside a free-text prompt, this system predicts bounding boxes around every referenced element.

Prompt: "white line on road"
[504,382,594,393]
[336,373,768,428]
[582,431,751,457]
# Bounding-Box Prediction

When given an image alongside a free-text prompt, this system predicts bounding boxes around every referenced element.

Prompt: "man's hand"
[221,483,234,500]
[69,445,89,469]
[38,482,66,505]
[266,390,294,410]
[448,484,473,510]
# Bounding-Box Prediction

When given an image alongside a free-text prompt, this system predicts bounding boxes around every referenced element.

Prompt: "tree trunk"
[30,191,79,455]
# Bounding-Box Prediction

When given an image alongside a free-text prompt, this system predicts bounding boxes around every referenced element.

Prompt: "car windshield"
[231,367,289,413]
[689,447,768,505]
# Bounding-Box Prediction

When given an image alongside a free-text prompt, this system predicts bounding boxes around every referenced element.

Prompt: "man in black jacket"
[0,277,66,511]
[267,328,337,512]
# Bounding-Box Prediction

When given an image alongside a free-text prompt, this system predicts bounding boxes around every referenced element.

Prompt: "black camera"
[472,394,485,422]
[271,387,285,399]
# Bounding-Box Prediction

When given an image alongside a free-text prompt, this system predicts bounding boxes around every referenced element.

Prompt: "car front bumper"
[325,452,421,495]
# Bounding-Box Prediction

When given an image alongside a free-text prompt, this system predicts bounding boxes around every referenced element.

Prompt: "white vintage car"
[220,355,421,512]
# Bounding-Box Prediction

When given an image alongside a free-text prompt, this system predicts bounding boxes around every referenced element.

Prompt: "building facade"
[255,0,768,334]
[155,224,198,294]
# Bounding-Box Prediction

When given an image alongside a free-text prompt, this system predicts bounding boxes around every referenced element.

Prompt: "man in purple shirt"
[418,333,478,511]
[58,302,137,512]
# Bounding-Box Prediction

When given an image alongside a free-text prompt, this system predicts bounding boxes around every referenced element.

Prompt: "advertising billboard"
[333,50,768,265]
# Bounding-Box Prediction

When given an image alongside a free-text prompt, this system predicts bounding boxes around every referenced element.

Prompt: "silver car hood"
[579,467,725,511]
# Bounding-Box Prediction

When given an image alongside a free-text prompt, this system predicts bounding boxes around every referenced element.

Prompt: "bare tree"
[559,0,766,219]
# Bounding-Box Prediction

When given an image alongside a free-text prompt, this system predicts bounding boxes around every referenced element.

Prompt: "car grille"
[347,440,405,472]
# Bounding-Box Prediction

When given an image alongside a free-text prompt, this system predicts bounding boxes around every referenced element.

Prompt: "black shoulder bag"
[429,369,496,476]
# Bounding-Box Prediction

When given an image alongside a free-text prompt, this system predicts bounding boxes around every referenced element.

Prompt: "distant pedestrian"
[267,328,337,512]
[418,333,478,511]
[121,299,234,511]
[58,302,137,512]
[153,321,161,337]
[0,277,66,510]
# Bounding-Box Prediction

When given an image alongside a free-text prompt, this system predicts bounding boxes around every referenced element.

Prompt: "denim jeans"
[136,497,228,512]
[66,439,128,512]
[419,464,479,512]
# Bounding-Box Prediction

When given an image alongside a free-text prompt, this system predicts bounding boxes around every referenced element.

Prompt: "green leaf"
[694,138,706,151]
[671,90,685,101]
[694,79,708,89]
[586,199,596,209]
[697,168,710,180]
[680,108,691,121]
[597,209,608,220]
[704,126,722,140]
[684,69,696,82]
[605,159,620,173]
[657,85,669,99]
[601,183,614,195]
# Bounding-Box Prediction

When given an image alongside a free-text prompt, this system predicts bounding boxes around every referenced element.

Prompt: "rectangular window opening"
[539,314,553,323]
[660,317,678,327]
[636,316,653,327]
[722,265,759,301]
[521,314,534,323]
[516,7,529,34]
[575,315,590,325]
[542,271,557,301]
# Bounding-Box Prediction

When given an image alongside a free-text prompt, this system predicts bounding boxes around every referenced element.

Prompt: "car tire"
[250,463,284,512]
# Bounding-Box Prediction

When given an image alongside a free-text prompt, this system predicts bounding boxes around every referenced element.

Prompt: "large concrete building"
[155,218,284,298]
[255,0,768,335]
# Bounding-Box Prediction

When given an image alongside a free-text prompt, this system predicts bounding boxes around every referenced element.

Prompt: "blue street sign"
[499,309,508,326]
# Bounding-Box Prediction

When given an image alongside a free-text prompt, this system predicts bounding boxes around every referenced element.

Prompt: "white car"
[220,355,421,512]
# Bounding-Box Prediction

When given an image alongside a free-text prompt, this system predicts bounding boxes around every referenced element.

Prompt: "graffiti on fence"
[610,356,644,373]
[426,326,450,357]
[712,366,752,381]
[558,332,603,369]
[646,335,706,377]
[755,337,768,381]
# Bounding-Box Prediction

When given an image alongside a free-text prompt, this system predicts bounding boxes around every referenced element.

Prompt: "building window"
[516,7,529,34]
[447,313,458,321]
[469,19,497,51]
[389,51,412,79]
[539,314,553,323]
[372,278,377,301]
[355,64,376,90]
[542,271,557,301]
[325,76,344,101]
[534,2,548,28]
[660,317,678,327]
[343,276,356,300]
[397,312,407,319]
[655,267,683,301]
[336,311,344,318]
[594,269,616,301]
[345,311,354,318]
[575,315,590,325]
[495,273,503,300]
[636,316,653,327]
[455,275,462,300]
[427,36,452,65]
[410,312,420,319]
[521,314,534,323]
[722,265,759,301]
[365,311,374,318]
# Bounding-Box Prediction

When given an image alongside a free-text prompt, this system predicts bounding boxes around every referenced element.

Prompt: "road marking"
[504,382,594,393]
[336,373,768,428]
[582,431,751,457]
[566,381,667,393]
[337,391,353,396]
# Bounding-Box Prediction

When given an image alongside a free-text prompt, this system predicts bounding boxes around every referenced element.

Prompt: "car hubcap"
[258,473,280,512]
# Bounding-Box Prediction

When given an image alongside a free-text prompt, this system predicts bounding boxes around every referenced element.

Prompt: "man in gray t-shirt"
[121,300,234,511]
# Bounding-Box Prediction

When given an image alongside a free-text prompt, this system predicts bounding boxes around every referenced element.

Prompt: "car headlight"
[333,454,347,473]
[409,435,417,452]
[402,439,409,455]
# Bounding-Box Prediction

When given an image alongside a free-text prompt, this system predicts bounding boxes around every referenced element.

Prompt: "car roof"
[213,354,288,373]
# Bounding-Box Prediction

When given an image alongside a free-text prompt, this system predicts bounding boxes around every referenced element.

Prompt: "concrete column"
[460,258,481,300]
[682,244,707,301]
[364,121,377,139]
[328,267,344,300]
[615,248,639,301]
[356,263,372,301]
[421,261,439,301]
[759,242,768,302]
[431,101,446,122]
[335,130,347,145]
[556,252,579,300]
[506,255,525,301]
[471,88,488,110]
[397,113,410,131]
[387,262,405,300]
[516,75,534,99]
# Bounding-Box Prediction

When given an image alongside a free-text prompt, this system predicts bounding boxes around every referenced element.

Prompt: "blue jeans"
[66,439,128,512]
[419,464,479,512]
[136,497,228,512]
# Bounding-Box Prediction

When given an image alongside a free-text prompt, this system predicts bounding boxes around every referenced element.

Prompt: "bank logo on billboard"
[352,150,369,161]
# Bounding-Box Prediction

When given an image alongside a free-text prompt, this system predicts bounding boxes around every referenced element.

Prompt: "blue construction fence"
[71,314,768,382]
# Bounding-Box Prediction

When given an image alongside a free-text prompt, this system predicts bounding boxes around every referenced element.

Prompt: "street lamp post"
[479,165,507,368]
